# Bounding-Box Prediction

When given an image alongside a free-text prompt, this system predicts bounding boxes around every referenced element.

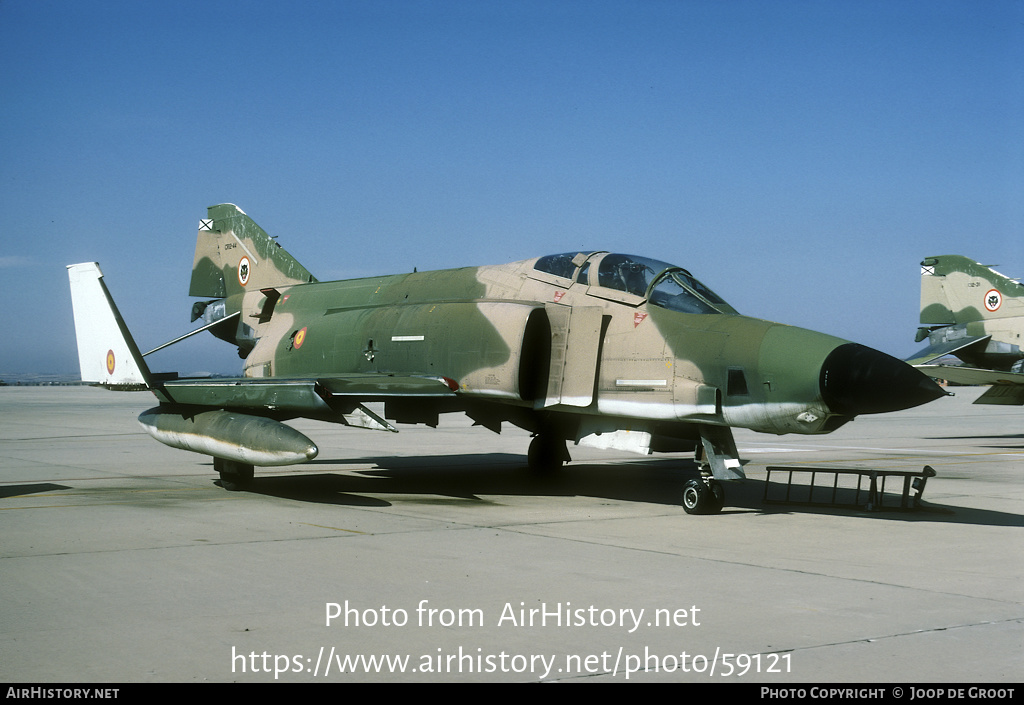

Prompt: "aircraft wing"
[904,335,991,366]
[915,364,1024,405]
[155,374,458,409]
[153,374,460,432]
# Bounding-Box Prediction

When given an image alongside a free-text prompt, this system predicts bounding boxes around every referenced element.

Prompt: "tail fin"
[189,204,316,300]
[188,204,317,355]
[67,262,152,389]
[920,255,1024,326]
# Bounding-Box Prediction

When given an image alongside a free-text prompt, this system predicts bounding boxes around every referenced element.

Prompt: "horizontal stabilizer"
[904,335,990,366]
[916,364,1024,387]
[916,364,1024,404]
[974,385,1024,405]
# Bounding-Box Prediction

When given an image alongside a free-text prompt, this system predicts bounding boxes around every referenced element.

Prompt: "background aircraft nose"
[820,343,946,415]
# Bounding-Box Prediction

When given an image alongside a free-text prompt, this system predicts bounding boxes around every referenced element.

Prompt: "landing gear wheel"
[214,458,254,491]
[527,435,567,474]
[682,479,708,514]
[682,478,724,515]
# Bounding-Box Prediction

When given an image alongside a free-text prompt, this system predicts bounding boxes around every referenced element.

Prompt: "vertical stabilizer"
[188,204,317,355]
[189,204,316,300]
[913,255,1024,369]
[920,255,1024,325]
[67,262,152,388]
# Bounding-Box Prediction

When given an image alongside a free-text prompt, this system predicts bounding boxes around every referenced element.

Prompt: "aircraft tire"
[682,478,723,515]
[215,458,254,491]
[707,480,725,514]
[527,435,566,474]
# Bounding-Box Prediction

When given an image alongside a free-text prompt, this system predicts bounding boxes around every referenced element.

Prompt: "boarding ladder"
[763,466,936,511]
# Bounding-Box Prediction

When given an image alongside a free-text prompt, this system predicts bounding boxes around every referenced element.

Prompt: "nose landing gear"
[682,477,725,515]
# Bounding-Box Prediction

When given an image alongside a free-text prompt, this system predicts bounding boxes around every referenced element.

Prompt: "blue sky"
[1,0,1022,377]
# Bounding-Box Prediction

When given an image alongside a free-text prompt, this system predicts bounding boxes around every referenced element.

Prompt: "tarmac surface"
[1,385,1021,683]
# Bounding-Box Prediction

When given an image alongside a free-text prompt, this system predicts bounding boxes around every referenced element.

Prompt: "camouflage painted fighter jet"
[67,204,945,513]
[907,255,1024,405]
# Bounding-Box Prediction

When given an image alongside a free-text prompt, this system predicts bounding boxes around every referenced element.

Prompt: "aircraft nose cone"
[820,343,946,416]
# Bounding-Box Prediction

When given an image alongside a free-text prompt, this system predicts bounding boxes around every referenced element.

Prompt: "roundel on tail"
[985,289,1002,312]
[238,257,251,287]
[106,349,115,375]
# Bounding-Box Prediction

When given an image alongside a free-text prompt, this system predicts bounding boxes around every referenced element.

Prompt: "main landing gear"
[527,434,570,474]
[215,457,254,491]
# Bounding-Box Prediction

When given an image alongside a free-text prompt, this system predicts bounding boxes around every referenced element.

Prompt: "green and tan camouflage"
[188,203,317,355]
[67,204,945,513]
[909,255,1024,405]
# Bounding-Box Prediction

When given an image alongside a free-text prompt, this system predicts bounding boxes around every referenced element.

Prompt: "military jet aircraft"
[67,204,945,513]
[907,255,1024,405]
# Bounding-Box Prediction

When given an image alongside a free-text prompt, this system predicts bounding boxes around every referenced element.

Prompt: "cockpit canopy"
[533,252,736,315]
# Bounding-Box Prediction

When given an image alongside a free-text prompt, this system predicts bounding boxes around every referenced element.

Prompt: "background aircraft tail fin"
[67,262,153,388]
[187,204,318,356]
[920,255,1024,326]
[189,203,317,300]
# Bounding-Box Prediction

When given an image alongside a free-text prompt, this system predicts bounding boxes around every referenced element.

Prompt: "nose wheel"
[682,478,725,515]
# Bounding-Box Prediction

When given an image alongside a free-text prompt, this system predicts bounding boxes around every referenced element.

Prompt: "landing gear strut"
[214,457,254,491]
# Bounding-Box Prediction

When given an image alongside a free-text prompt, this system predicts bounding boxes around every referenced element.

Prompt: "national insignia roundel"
[985,289,1002,312]
[106,349,115,375]
[238,257,251,287]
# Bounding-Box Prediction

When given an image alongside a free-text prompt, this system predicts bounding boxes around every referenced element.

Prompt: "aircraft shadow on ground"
[925,434,1024,451]
[246,454,687,507]
[926,434,1024,440]
[235,454,1024,527]
[0,483,72,499]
